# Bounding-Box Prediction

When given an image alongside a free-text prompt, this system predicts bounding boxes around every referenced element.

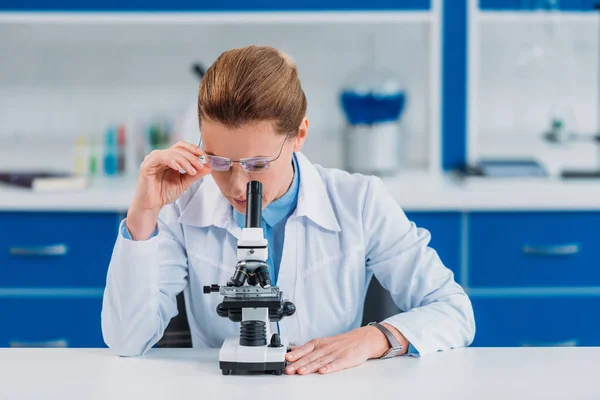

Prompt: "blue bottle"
[104,125,118,176]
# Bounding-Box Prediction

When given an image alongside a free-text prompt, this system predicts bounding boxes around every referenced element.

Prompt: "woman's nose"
[227,165,250,197]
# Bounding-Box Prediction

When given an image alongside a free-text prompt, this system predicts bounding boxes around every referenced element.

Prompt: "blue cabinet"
[469,212,600,288]
[0,297,105,347]
[0,212,120,348]
[407,212,462,284]
[471,297,600,347]
[0,212,120,288]
[468,211,600,348]
[0,0,431,11]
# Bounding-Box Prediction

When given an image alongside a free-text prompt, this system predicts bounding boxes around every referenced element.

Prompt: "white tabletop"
[2,347,599,399]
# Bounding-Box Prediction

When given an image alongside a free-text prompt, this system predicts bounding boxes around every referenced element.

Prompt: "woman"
[102,45,475,375]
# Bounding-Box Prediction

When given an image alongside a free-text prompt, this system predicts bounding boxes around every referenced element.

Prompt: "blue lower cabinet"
[469,212,600,288]
[406,212,462,284]
[0,297,105,348]
[0,212,120,288]
[471,296,600,347]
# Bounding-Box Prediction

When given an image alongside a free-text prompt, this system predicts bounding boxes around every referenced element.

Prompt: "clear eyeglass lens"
[242,158,272,173]
[208,156,231,171]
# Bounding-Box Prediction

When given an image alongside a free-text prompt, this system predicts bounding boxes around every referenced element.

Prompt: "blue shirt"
[232,153,300,286]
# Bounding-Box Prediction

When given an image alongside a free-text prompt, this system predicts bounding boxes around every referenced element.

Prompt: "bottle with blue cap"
[339,64,406,176]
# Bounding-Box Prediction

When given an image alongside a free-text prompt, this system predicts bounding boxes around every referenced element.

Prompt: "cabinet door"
[0,212,120,288]
[407,212,462,282]
[0,0,431,11]
[0,297,105,348]
[469,212,600,288]
[471,296,600,347]
[362,212,462,324]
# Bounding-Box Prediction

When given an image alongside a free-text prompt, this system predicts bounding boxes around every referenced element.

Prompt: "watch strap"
[368,322,403,359]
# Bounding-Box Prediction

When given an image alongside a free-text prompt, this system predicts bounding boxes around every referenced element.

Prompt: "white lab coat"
[101,152,475,357]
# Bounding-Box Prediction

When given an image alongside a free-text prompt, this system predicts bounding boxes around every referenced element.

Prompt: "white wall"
[0,19,433,172]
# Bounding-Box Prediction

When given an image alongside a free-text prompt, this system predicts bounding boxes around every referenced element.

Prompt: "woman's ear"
[293,117,308,152]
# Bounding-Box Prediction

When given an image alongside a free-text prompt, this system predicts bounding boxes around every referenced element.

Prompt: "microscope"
[203,181,296,375]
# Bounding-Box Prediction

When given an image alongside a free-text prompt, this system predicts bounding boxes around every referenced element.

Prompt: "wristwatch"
[367,322,404,359]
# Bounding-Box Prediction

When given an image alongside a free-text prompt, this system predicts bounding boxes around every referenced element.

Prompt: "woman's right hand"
[126,141,211,240]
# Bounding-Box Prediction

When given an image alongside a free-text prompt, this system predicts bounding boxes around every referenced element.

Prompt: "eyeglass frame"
[197,133,290,173]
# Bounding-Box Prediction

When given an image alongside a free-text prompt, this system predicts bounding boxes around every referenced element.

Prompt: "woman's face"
[200,118,307,215]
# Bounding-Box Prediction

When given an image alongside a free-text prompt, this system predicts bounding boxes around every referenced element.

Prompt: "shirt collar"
[177,151,341,236]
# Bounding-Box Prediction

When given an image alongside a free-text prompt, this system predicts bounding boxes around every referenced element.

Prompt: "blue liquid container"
[104,125,118,176]
[340,90,406,125]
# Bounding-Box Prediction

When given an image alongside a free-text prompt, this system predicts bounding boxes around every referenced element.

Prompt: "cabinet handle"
[9,339,68,348]
[522,243,581,256]
[9,244,68,257]
[520,339,578,347]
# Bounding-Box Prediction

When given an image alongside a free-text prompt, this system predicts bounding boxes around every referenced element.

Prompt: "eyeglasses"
[197,134,289,173]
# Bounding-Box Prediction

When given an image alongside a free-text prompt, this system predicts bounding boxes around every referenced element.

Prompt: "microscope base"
[218,336,290,375]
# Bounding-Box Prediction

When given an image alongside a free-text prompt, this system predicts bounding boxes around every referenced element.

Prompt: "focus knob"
[216,303,228,318]
[283,301,296,317]
[269,333,283,348]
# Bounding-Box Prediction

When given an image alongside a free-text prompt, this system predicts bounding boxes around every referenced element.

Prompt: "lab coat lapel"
[177,176,241,240]
[275,152,341,345]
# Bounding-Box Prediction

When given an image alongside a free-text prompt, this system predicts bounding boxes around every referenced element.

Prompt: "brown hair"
[197,45,307,137]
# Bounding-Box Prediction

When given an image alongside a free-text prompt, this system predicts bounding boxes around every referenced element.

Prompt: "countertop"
[2,170,600,212]
[1,347,599,399]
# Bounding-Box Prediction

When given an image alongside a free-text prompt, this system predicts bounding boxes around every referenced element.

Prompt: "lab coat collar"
[293,152,341,232]
[177,151,340,235]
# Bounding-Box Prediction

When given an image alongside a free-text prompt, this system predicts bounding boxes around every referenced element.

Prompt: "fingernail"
[299,367,307,373]
[286,366,295,373]
[320,367,327,373]
[190,167,197,175]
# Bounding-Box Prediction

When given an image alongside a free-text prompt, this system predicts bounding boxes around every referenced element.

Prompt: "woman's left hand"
[284,323,408,375]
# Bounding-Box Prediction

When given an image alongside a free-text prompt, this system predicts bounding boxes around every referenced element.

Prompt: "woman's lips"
[233,198,246,207]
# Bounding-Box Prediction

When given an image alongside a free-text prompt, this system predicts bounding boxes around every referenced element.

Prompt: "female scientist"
[101,45,475,375]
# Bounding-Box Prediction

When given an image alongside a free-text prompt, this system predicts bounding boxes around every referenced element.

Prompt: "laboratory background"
[1,0,599,350]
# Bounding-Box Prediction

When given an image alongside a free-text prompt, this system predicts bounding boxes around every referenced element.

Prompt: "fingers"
[285,340,326,375]
[171,147,207,174]
[173,140,204,156]
[140,141,211,178]
[285,340,317,364]
[166,152,197,175]
[296,352,338,375]
[319,357,347,374]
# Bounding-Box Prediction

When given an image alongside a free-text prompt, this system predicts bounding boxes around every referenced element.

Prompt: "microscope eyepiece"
[245,181,263,228]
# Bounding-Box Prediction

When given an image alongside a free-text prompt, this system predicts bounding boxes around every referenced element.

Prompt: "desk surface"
[2,347,599,399]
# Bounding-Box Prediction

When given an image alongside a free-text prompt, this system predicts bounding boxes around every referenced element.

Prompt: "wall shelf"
[0,11,435,24]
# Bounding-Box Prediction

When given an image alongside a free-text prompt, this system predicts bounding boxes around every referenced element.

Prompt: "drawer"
[0,297,105,348]
[0,212,120,288]
[471,297,600,347]
[406,212,462,283]
[469,212,600,287]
